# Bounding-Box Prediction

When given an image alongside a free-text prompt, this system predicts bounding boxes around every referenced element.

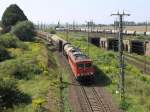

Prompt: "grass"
[57,31,150,112]
[8,43,47,111]
[54,50,72,112]
[13,75,50,112]
[0,33,62,112]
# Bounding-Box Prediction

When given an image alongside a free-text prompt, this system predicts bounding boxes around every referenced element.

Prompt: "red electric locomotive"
[64,43,95,82]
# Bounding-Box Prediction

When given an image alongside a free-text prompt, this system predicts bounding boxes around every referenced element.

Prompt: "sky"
[0,0,149,24]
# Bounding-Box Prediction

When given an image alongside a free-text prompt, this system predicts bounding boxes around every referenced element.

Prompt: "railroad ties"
[78,86,111,112]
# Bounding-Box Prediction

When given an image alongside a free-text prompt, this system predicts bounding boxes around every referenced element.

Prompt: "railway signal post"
[66,23,69,42]
[111,11,130,100]
[86,21,90,56]
[145,19,148,33]
[86,21,94,56]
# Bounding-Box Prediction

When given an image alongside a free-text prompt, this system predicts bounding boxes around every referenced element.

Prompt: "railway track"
[124,55,150,74]
[124,53,150,65]
[78,85,111,112]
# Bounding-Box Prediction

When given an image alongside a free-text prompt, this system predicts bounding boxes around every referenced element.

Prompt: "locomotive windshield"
[77,63,92,69]
[77,63,84,69]
[85,63,92,68]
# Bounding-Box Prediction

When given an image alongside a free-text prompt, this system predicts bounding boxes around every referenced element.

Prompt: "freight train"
[56,28,150,36]
[37,31,95,82]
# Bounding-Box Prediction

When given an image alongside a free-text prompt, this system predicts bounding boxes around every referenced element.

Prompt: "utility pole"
[146,20,148,33]
[111,11,130,100]
[87,21,90,56]
[144,19,148,72]
[73,21,75,30]
[144,43,147,73]
[66,23,69,42]
[114,19,118,36]
[37,21,40,30]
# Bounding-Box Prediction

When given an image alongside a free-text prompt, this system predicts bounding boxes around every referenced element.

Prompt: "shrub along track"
[53,47,120,112]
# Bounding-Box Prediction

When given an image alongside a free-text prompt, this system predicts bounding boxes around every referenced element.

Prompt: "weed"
[119,99,130,110]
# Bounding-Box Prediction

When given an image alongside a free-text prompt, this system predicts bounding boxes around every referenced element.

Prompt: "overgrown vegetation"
[12,21,35,41]
[57,31,150,112]
[0,33,24,48]
[0,32,63,111]
[0,4,63,112]
[0,33,28,62]
[0,46,10,61]
[0,78,31,110]
[0,35,45,111]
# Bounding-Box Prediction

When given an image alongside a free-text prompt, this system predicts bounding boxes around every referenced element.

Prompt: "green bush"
[140,76,147,82]
[0,58,43,80]
[0,33,27,50]
[50,29,56,34]
[0,33,18,48]
[0,46,10,61]
[1,4,27,32]
[119,99,130,110]
[44,28,56,34]
[12,21,35,41]
[12,62,43,80]
[0,78,31,110]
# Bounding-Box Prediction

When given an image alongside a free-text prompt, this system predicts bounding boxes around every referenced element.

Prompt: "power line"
[111,11,130,100]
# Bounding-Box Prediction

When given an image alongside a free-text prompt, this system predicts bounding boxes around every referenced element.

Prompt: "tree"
[1,4,27,32]
[11,21,35,41]
[49,28,56,34]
